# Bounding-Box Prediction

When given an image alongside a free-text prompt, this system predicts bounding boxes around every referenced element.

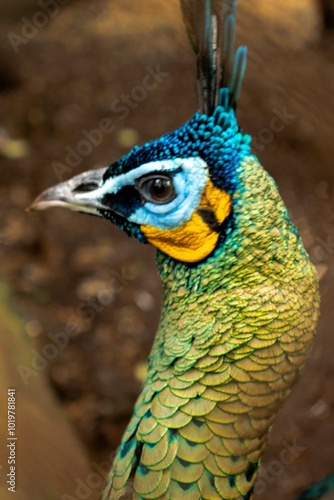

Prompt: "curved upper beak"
[28,167,109,216]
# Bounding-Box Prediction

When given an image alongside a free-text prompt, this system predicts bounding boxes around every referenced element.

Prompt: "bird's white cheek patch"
[129,157,209,229]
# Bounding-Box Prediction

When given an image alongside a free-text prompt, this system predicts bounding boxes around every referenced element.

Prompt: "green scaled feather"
[103,157,319,500]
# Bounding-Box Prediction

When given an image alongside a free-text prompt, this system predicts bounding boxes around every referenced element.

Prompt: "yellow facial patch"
[141,180,232,262]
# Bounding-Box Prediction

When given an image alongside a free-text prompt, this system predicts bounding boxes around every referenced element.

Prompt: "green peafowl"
[30,0,330,498]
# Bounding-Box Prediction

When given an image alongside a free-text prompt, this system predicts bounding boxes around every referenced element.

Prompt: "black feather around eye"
[102,185,143,217]
[197,208,219,231]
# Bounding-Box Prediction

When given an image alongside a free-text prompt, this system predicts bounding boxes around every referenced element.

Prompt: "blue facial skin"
[99,109,252,242]
[100,158,208,230]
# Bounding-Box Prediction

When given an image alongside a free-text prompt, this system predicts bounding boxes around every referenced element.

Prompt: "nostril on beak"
[27,167,107,212]
[72,182,100,194]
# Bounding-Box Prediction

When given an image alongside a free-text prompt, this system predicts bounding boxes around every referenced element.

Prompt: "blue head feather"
[104,109,251,193]
[96,0,251,248]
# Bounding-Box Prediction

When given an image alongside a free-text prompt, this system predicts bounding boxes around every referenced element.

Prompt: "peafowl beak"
[28,168,109,216]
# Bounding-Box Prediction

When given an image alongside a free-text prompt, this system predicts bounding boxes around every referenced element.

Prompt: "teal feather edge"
[297,474,334,499]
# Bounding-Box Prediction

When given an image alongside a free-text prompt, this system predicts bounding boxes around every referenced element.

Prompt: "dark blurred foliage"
[317,0,334,31]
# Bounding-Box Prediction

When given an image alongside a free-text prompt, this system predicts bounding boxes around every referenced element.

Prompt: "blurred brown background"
[0,0,333,499]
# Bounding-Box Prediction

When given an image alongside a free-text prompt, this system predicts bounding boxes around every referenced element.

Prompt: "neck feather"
[107,156,319,500]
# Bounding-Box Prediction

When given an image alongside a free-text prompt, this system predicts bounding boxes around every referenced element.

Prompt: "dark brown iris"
[136,174,176,205]
[149,178,173,201]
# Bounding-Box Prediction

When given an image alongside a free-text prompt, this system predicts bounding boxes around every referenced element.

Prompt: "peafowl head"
[31,111,251,263]
[30,2,253,264]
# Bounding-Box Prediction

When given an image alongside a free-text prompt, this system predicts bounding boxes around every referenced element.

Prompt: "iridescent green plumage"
[103,157,319,499]
[100,1,319,498]
[30,1,320,498]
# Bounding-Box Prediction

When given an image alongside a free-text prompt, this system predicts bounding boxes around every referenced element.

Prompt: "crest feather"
[180,0,247,115]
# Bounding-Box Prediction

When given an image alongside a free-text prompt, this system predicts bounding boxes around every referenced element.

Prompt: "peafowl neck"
[155,154,310,313]
[107,156,319,500]
[148,152,317,384]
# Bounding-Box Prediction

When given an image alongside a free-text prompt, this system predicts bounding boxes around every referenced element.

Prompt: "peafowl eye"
[30,1,323,499]
[32,149,237,263]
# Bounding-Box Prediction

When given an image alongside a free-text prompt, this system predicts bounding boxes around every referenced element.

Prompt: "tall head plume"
[180,0,247,114]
